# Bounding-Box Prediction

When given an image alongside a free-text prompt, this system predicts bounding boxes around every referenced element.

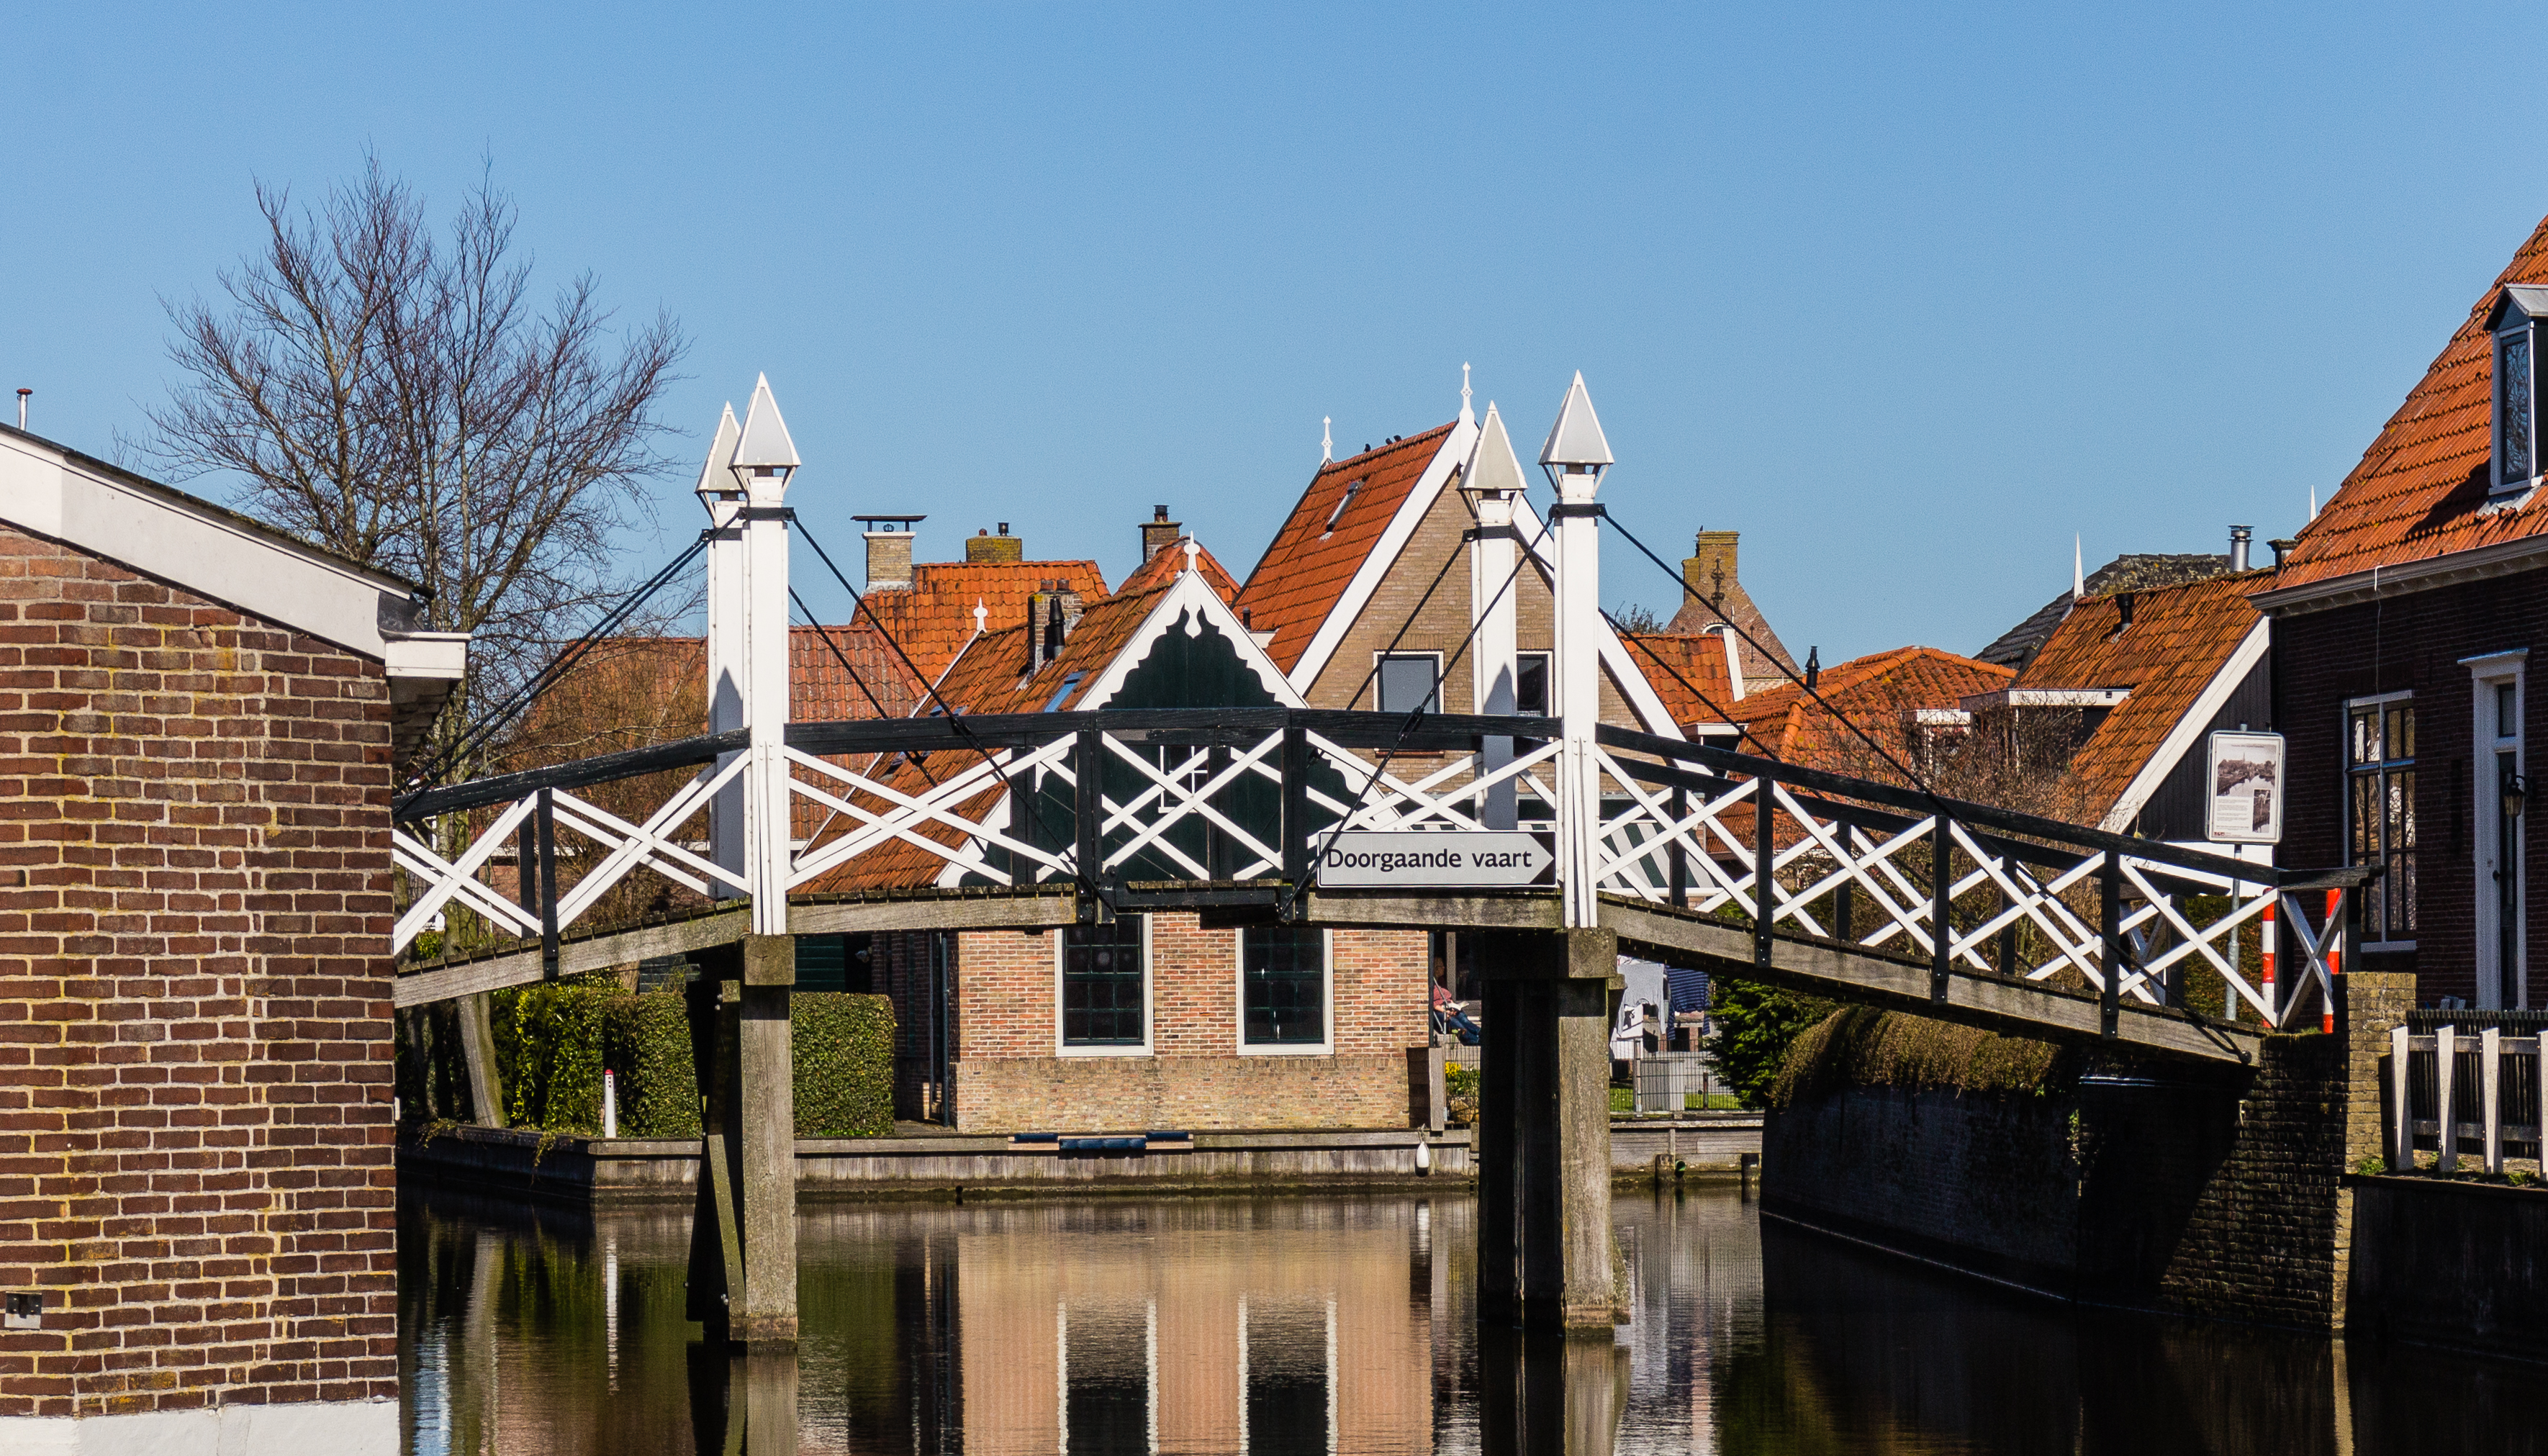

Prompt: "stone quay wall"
[0,523,398,1421]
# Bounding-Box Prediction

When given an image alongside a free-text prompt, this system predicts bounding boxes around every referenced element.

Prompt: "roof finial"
[1459,363,1474,428]
[1322,416,1333,463]
[2072,535,2084,599]
[1182,538,1200,575]
[973,599,988,634]
[2308,487,2318,520]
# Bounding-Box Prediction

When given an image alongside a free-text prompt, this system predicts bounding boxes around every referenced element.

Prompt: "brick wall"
[1764,1027,2359,1331]
[880,914,1427,1133]
[2274,570,2548,1008]
[0,524,397,1418]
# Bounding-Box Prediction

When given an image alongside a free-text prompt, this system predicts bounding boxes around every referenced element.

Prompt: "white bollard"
[602,1067,618,1140]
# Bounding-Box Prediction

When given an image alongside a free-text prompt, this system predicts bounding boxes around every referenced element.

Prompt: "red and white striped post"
[2323,887,2344,1036]
[2260,896,2277,1026]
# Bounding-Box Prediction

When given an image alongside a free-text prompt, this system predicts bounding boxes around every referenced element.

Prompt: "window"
[2347,695,2416,944]
[1515,651,1550,715]
[1240,927,1329,1049]
[2489,288,2548,498]
[1375,654,1440,715]
[1060,918,1147,1049]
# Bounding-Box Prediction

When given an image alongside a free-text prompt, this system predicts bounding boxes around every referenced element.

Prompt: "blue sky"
[5,4,2545,660]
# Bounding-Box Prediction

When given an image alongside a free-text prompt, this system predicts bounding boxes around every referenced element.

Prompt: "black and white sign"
[1318,831,1555,888]
[2205,731,2285,844]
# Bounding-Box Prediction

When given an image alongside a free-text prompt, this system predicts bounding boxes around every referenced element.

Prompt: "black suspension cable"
[407,534,710,793]
[1603,512,1944,805]
[789,589,940,790]
[1605,611,1783,761]
[795,522,1083,892]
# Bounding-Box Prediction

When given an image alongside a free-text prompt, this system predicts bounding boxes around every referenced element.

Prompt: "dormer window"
[2484,285,2548,502]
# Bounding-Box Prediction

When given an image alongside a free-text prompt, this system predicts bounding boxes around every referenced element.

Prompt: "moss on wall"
[1771,1005,2074,1109]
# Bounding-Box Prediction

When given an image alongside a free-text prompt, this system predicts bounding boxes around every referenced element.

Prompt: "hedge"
[478,982,895,1138]
[1769,1005,2072,1110]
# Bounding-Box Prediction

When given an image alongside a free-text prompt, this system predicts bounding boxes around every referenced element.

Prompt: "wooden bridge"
[389,373,2365,1339]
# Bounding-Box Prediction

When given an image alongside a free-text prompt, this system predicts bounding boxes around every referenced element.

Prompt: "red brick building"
[0,422,464,1447]
[2256,212,2548,1010]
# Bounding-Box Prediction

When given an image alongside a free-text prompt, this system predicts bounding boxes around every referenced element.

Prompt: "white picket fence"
[2388,1023,2548,1174]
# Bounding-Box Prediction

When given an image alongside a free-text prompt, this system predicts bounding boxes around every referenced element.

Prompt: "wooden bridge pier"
[684,933,800,1348]
[1476,928,1620,1332]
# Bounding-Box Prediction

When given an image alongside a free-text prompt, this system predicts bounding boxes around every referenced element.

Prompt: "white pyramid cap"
[693,403,742,501]
[1463,402,1530,499]
[732,374,801,471]
[1537,371,1614,469]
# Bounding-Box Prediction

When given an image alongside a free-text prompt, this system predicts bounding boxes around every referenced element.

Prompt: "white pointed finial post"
[1460,363,1475,428]
[701,405,749,899]
[1322,416,1333,464]
[721,375,799,937]
[1460,402,1527,831]
[2073,535,2085,599]
[1182,538,1200,575]
[1539,371,1612,929]
[974,599,989,635]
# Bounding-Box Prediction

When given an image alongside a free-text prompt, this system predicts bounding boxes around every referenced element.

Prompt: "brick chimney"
[853,515,922,590]
[1029,579,1086,670]
[967,523,1023,564]
[1683,530,1740,608]
[1142,504,1183,560]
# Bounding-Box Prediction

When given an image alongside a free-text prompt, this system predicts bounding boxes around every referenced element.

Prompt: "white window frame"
[2467,650,2529,1009]
[1514,650,1552,716]
[1233,926,1334,1056]
[1054,918,1154,1057]
[2498,322,2542,500]
[1237,1292,1338,1455]
[1372,651,1442,715]
[2345,688,2418,951]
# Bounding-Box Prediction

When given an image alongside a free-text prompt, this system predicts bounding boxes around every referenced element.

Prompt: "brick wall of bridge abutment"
[1761,980,2419,1337]
[865,914,1432,1134]
[0,523,399,1431]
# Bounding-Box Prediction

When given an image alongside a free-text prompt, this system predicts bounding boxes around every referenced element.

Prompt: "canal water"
[399,1185,2536,1454]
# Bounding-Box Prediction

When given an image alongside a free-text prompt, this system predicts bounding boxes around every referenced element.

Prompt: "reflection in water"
[399,1186,2538,1455]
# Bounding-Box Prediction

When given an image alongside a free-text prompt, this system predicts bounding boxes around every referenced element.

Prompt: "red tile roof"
[792,622,926,721]
[1616,631,1745,730]
[852,559,1111,681]
[2277,211,2548,590]
[1234,426,1456,672]
[1725,646,2012,773]
[1116,536,1242,602]
[2012,572,2266,826]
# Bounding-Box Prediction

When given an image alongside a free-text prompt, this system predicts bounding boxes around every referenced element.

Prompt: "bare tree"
[143,155,688,777]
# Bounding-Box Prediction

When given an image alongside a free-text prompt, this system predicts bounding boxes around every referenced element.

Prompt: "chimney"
[2268,537,2295,569]
[1683,529,1740,607]
[13,389,26,431]
[1142,504,1183,560]
[1029,579,1086,670]
[967,523,1023,564]
[2228,525,2252,572]
[853,514,923,590]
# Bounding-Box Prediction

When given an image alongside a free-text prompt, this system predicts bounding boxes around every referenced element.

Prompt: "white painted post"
[2435,1024,2458,1172]
[697,406,748,895]
[2482,1026,2503,1174]
[1462,404,1526,832]
[2389,1022,2411,1172]
[602,1068,618,1140]
[729,376,801,938]
[1539,374,1613,931]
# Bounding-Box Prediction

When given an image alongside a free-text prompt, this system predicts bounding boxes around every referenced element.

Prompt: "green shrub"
[494,978,627,1133]
[793,992,895,1137]
[1702,978,1833,1109]
[602,991,702,1139]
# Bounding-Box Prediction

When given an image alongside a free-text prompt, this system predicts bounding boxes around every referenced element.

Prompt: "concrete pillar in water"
[735,933,799,1345]
[687,936,800,1349]
[456,991,505,1127]
[1477,927,1619,1331]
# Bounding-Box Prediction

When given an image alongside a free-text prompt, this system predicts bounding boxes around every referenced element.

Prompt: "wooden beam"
[1306,890,1563,931]
[1600,898,2258,1066]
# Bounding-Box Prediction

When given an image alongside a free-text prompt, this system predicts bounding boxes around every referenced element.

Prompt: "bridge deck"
[394,882,2261,1064]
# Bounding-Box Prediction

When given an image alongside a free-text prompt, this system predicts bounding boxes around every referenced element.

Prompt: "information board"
[2205,731,2285,844]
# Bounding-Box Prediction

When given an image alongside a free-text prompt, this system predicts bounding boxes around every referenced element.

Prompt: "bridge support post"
[687,936,800,1349]
[456,992,505,1127]
[1476,928,1618,1332]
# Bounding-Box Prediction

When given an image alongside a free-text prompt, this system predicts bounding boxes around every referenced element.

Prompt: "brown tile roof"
[1662,582,1795,682]
[1725,646,2012,772]
[792,622,926,721]
[1233,426,1456,672]
[853,558,1111,681]
[1615,631,1745,730]
[1116,536,1242,602]
[1976,553,2232,671]
[2276,211,2548,590]
[2012,571,2267,825]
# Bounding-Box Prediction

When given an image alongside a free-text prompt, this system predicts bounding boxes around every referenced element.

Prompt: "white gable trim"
[1080,559,1307,711]
[1512,499,1687,740]
[1,425,424,661]
[1283,422,1477,695]
[2098,618,2271,835]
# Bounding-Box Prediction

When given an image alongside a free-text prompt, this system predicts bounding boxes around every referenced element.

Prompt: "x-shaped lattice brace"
[2113,859,2278,1019]
[1586,749,1764,911]
[393,796,543,952]
[543,759,751,927]
[1098,733,1288,879]
[2270,888,2345,1030]
[785,738,1079,889]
